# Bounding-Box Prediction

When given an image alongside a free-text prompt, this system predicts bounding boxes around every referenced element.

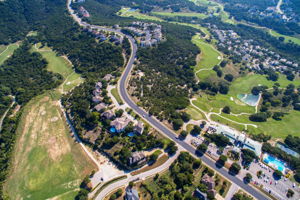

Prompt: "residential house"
[103,74,115,82]
[101,110,115,119]
[95,81,102,89]
[110,117,130,133]
[92,96,103,103]
[133,121,144,135]
[128,151,147,166]
[201,174,215,190]
[125,187,139,200]
[94,103,107,112]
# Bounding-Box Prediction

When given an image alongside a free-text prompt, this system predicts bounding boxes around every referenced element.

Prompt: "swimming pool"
[110,127,116,133]
[263,154,286,173]
[127,132,135,137]
[237,94,260,106]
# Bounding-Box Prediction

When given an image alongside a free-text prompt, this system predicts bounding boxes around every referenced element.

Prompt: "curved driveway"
[66,1,269,199]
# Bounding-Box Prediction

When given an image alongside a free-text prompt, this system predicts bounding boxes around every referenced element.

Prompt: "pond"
[237,94,260,106]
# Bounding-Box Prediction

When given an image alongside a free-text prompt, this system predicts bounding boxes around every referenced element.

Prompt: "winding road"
[66,1,270,199]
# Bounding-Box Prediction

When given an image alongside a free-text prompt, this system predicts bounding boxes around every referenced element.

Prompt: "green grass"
[5,93,96,200]
[185,105,205,120]
[192,35,222,80]
[111,88,123,105]
[192,72,300,138]
[118,7,163,21]
[0,43,19,65]
[33,44,83,93]
[4,47,93,199]
[269,30,300,46]
[152,11,207,19]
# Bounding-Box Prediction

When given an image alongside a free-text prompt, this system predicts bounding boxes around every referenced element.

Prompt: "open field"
[33,43,83,94]
[192,72,300,138]
[192,35,222,80]
[118,7,163,21]
[152,11,207,19]
[0,43,19,65]
[4,46,94,200]
[269,30,300,46]
[185,105,205,120]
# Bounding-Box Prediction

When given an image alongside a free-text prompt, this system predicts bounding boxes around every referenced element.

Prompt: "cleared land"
[4,46,93,200]
[0,43,19,65]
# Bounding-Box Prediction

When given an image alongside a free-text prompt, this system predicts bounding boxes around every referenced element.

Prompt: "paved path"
[66,1,269,200]
[276,0,284,14]
[0,96,15,132]
[95,151,180,200]
[59,101,101,170]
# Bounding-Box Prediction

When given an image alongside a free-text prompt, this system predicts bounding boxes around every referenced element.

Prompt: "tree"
[224,74,234,82]
[181,112,191,122]
[167,141,178,155]
[190,125,201,135]
[193,159,202,169]
[229,162,241,175]
[217,155,227,167]
[241,149,257,166]
[115,109,124,117]
[257,170,263,178]
[197,143,208,154]
[172,118,184,130]
[249,113,268,122]
[180,130,188,139]
[286,189,294,198]
[244,173,252,184]
[222,106,231,114]
[273,170,283,179]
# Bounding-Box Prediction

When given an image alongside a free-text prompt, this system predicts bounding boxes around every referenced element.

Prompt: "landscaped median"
[92,175,128,199]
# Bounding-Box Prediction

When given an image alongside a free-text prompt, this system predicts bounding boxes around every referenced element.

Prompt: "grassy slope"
[118,7,163,21]
[116,3,300,138]
[202,73,300,137]
[0,43,19,65]
[4,46,94,200]
[269,30,300,46]
[192,35,221,81]
[152,11,207,19]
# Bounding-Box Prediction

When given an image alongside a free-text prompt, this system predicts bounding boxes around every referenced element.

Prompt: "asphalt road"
[66,1,270,199]
[118,37,270,200]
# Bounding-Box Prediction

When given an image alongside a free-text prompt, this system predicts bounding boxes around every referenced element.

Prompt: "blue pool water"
[237,94,260,106]
[127,132,135,137]
[128,8,137,12]
[264,154,286,172]
[110,127,116,133]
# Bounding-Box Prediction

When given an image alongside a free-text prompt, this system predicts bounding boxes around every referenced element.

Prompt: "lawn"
[33,44,83,94]
[0,43,19,65]
[152,11,207,19]
[218,110,300,138]
[192,72,300,138]
[111,88,123,105]
[4,46,94,200]
[185,105,205,120]
[118,7,163,21]
[269,29,300,46]
[192,35,222,80]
